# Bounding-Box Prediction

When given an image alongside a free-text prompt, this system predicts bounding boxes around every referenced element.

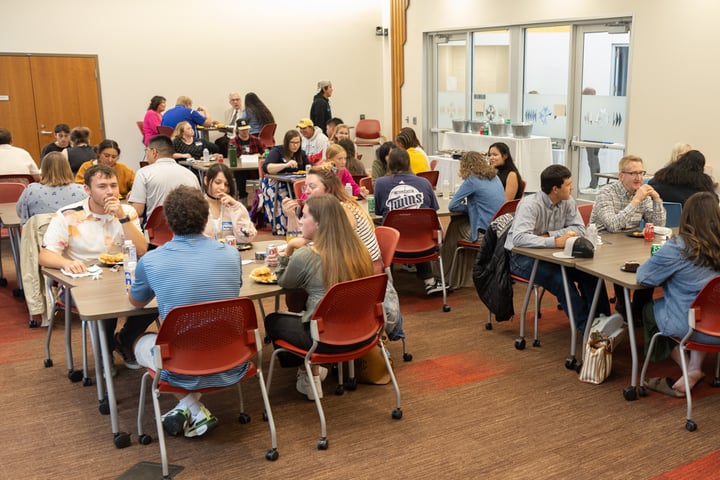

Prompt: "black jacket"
[309,93,331,134]
[473,213,514,321]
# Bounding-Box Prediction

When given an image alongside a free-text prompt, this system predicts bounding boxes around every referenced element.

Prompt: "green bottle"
[228,143,238,167]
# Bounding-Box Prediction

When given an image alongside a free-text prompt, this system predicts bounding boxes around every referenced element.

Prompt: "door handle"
[40,130,53,135]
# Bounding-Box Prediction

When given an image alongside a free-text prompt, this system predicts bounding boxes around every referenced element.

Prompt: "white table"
[440,132,554,193]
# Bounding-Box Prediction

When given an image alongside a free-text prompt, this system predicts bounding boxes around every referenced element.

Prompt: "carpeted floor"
[2,232,720,480]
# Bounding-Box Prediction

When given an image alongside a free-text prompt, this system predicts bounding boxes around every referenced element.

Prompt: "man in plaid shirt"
[229,119,266,203]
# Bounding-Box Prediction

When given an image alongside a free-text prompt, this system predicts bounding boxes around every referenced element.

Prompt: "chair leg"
[447,246,463,290]
[151,384,171,478]
[304,360,328,449]
[678,344,697,431]
[137,372,153,444]
[436,256,450,313]
[532,286,541,348]
[379,342,403,420]
[638,331,664,397]
[254,369,279,460]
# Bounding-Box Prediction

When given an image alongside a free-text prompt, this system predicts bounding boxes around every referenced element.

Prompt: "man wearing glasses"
[589,154,666,321]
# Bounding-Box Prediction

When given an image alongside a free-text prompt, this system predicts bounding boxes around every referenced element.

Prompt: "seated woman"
[242,92,275,136]
[638,192,720,397]
[371,141,395,187]
[16,152,86,225]
[75,139,135,198]
[322,144,366,198]
[488,142,524,200]
[667,142,692,166]
[648,150,717,205]
[171,121,220,161]
[329,123,351,144]
[64,126,96,174]
[395,129,429,173]
[264,194,374,400]
[262,129,309,235]
[338,138,367,177]
[201,163,256,243]
[142,95,166,146]
[442,151,506,287]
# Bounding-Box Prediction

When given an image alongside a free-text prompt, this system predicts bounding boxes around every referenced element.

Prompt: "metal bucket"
[469,121,484,134]
[452,120,469,133]
[511,122,533,138]
[489,122,509,136]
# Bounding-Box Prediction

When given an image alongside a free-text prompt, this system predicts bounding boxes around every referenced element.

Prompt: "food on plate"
[296,170,305,175]
[216,123,226,128]
[250,266,277,283]
[99,252,124,264]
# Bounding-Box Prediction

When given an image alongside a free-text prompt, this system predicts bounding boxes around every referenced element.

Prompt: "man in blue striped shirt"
[130,185,243,438]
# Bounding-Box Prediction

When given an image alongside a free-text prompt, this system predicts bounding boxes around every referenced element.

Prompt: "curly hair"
[679,191,720,270]
[458,151,497,180]
[163,185,208,235]
[652,150,716,191]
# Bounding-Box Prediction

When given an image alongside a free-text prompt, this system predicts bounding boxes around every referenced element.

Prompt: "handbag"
[578,313,625,384]
[354,337,393,385]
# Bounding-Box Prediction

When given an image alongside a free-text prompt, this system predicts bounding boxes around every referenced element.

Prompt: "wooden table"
[196,125,232,142]
[41,240,284,447]
[0,202,23,294]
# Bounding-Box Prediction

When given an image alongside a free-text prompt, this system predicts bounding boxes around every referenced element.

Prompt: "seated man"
[130,185,243,438]
[505,164,610,331]
[229,119,265,202]
[0,128,41,181]
[590,154,665,321]
[40,123,71,157]
[214,92,243,156]
[39,164,156,370]
[161,95,215,135]
[297,118,328,165]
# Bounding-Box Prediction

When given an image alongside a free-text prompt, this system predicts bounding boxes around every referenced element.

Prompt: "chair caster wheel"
[12,288,23,298]
[263,335,271,344]
[0,278,7,287]
[515,338,526,350]
[403,353,413,362]
[532,339,541,347]
[317,438,329,450]
[623,386,638,401]
[442,305,451,312]
[262,411,268,422]
[574,361,582,373]
[238,413,251,424]
[29,320,39,328]
[138,434,152,445]
[265,449,279,461]
[346,378,358,391]
[99,398,110,415]
[638,386,648,397]
[485,322,492,330]
[712,378,720,388]
[392,408,403,420]
[68,369,83,382]
[83,377,93,387]
[564,357,578,370]
[335,385,345,396]
[113,432,131,449]
[44,358,53,368]
[686,420,697,432]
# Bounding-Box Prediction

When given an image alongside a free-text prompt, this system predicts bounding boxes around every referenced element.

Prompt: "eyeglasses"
[289,141,301,145]
[621,170,646,177]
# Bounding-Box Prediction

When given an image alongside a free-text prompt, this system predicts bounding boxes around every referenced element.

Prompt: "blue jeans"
[509,253,610,332]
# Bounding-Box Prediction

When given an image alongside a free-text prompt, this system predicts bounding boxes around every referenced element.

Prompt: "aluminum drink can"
[644,223,654,241]
[266,244,279,267]
[650,244,661,256]
[367,195,375,213]
[225,235,237,246]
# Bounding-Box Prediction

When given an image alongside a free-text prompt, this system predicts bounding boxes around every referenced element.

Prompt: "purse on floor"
[579,313,625,384]
[354,337,393,385]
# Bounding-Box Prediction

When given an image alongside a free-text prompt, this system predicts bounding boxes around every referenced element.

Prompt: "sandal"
[644,376,685,398]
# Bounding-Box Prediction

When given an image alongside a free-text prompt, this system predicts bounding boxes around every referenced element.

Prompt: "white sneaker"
[317,366,328,381]
[296,370,323,400]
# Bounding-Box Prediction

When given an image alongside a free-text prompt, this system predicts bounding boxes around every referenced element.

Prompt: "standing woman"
[202,163,256,243]
[371,141,396,187]
[638,192,720,397]
[75,139,135,198]
[64,127,96,174]
[242,92,275,136]
[442,151,506,287]
[142,96,166,146]
[262,130,308,235]
[171,121,220,160]
[16,152,87,225]
[488,142,524,200]
[264,194,374,400]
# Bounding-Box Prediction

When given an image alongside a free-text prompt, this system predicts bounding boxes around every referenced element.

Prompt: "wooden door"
[0,54,103,163]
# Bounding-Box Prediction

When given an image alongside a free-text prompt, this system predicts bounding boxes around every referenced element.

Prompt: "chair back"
[258,123,277,148]
[374,226,400,270]
[145,205,173,246]
[0,174,35,186]
[360,176,373,195]
[0,182,26,203]
[135,121,144,136]
[663,202,682,228]
[139,161,149,168]
[293,179,305,201]
[577,203,593,226]
[155,297,258,375]
[416,170,439,189]
[689,276,720,336]
[490,199,520,222]
[258,158,266,180]
[383,208,442,256]
[518,180,527,197]
[156,125,174,137]
[310,274,388,346]
[352,175,366,186]
[430,159,438,171]
[354,119,383,146]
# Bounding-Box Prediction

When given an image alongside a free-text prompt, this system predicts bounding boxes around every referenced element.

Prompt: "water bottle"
[442,179,450,198]
[122,240,137,294]
[345,183,353,197]
[203,147,210,163]
[228,143,238,167]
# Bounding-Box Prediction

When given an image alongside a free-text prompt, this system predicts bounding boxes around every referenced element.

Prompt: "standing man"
[39,164,156,369]
[215,92,243,156]
[161,96,216,135]
[505,164,610,331]
[309,80,333,135]
[296,118,328,165]
[0,128,41,181]
[129,135,200,224]
[129,185,243,438]
[589,154,665,321]
[229,119,265,202]
[41,123,71,157]
[579,87,601,194]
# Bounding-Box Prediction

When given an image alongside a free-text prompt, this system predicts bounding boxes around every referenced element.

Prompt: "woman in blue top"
[442,151,506,287]
[637,192,720,396]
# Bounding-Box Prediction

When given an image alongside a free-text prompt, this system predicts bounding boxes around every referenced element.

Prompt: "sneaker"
[317,366,328,381]
[424,279,445,296]
[162,408,189,437]
[184,406,219,438]
[400,264,417,273]
[296,370,323,401]
[113,332,140,370]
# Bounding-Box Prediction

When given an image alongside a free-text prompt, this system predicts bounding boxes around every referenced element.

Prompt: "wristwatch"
[118,215,131,224]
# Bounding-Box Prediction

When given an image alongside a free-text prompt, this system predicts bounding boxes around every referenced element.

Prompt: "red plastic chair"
[258,123,277,148]
[144,205,173,247]
[578,203,593,226]
[137,298,278,476]
[156,125,174,137]
[293,179,305,201]
[640,276,720,431]
[430,159,438,171]
[359,176,373,195]
[266,274,401,449]
[383,208,450,312]
[0,174,36,186]
[354,119,385,147]
[416,170,439,189]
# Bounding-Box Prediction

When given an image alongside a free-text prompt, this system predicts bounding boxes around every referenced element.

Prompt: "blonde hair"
[325,143,346,162]
[670,143,692,163]
[176,95,192,106]
[307,165,374,226]
[458,151,497,180]
[172,121,191,140]
[40,152,75,186]
[618,154,643,173]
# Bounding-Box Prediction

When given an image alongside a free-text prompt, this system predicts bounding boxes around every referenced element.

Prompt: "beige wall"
[2,0,389,169]
[404,0,718,175]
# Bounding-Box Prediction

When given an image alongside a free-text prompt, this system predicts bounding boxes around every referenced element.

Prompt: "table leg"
[96,319,131,448]
[581,276,605,364]
[63,288,82,382]
[516,259,539,350]
[89,321,105,402]
[622,288,639,401]
[560,266,580,371]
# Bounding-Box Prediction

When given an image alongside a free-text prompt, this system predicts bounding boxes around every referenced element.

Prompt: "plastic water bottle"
[203,147,210,163]
[441,179,450,198]
[122,240,137,294]
[345,183,352,197]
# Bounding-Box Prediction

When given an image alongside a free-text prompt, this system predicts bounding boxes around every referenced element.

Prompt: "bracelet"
[118,215,131,224]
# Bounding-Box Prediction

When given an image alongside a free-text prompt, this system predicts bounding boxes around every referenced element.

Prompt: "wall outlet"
[412,116,417,125]
[360,114,365,120]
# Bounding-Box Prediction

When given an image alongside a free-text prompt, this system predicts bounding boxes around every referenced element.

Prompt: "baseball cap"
[552,236,595,259]
[236,119,251,130]
[297,118,314,129]
[317,80,331,91]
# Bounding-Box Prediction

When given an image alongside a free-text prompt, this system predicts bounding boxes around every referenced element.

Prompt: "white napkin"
[61,264,102,279]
